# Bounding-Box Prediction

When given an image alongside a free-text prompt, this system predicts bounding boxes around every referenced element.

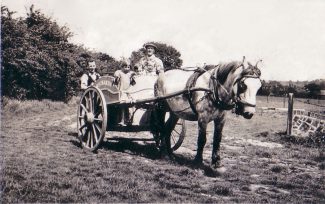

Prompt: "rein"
[206,63,261,110]
[183,61,261,114]
[208,67,237,110]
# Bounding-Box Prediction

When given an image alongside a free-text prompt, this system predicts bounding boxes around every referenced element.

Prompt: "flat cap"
[144,43,157,50]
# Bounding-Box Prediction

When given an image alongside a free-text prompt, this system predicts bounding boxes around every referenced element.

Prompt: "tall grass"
[1,97,78,117]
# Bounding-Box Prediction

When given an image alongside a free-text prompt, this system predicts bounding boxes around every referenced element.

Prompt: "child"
[113,60,136,126]
[80,60,101,90]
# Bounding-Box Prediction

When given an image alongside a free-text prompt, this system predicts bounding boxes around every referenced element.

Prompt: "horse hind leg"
[212,116,226,168]
[162,113,179,158]
[151,106,166,147]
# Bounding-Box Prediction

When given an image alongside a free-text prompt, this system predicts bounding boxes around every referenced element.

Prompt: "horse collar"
[209,69,236,110]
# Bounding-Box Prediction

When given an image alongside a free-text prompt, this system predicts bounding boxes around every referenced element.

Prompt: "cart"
[77,75,187,152]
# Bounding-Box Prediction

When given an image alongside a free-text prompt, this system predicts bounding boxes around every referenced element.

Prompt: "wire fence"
[256,96,325,114]
[285,94,325,137]
[295,98,325,108]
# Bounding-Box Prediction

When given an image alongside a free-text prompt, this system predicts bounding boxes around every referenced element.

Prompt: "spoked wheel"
[77,87,107,152]
[169,119,186,151]
[152,111,186,152]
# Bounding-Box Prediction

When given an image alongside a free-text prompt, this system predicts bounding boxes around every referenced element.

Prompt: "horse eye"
[239,82,247,92]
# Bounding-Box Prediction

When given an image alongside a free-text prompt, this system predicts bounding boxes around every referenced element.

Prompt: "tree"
[257,80,271,96]
[305,82,321,99]
[1,5,119,101]
[130,42,183,70]
[287,81,297,94]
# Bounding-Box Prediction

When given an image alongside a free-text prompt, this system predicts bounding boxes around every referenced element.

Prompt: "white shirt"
[136,55,164,75]
[80,72,100,90]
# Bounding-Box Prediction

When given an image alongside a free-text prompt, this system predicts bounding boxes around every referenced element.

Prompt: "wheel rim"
[77,87,107,151]
[170,119,186,151]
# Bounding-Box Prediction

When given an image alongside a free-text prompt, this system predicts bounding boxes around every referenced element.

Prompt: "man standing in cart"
[80,60,101,90]
[134,43,164,75]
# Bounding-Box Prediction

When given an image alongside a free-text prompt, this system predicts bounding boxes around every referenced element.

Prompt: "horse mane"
[215,61,242,84]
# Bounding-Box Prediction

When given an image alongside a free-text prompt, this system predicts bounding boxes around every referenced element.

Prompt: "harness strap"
[209,69,236,110]
[184,62,260,114]
[184,66,216,115]
[185,70,204,115]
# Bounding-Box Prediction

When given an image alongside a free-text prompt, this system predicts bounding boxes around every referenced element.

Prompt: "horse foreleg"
[212,116,225,168]
[194,119,208,164]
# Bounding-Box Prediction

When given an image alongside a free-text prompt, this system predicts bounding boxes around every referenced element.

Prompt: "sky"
[2,0,325,81]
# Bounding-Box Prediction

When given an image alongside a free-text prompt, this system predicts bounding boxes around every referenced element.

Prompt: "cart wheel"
[169,119,186,151]
[77,87,107,152]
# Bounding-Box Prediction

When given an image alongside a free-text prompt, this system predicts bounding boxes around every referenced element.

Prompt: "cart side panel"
[94,76,120,104]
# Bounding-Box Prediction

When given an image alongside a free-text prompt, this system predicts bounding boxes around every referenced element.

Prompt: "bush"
[1,5,118,101]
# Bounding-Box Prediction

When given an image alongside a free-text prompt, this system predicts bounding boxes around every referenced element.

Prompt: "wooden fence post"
[287,93,294,135]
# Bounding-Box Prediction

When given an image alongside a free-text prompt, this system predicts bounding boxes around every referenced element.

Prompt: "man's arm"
[96,72,101,79]
[113,70,121,86]
[156,58,164,74]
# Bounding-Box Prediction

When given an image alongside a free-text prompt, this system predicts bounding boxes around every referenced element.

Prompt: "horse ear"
[242,56,246,64]
[247,61,253,67]
[240,56,249,69]
[255,59,262,67]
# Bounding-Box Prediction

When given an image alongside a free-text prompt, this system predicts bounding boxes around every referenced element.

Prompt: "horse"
[155,57,262,167]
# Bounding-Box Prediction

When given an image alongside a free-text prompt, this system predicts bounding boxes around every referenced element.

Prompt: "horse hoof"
[159,151,174,161]
[212,163,220,169]
[168,154,176,161]
[193,157,203,166]
[212,156,221,168]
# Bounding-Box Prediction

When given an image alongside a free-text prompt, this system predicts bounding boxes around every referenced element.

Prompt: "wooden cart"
[77,76,186,152]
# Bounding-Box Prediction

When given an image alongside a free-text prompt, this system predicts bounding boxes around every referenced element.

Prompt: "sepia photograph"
[1,0,324,203]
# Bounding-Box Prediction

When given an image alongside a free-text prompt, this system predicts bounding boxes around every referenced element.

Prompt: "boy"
[80,60,101,90]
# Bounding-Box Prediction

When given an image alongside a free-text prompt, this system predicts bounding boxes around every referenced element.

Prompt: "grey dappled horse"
[156,58,262,167]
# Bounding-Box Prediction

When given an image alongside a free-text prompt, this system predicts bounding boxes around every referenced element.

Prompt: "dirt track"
[1,102,324,203]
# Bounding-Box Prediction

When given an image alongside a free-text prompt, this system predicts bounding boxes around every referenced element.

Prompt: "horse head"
[233,59,262,119]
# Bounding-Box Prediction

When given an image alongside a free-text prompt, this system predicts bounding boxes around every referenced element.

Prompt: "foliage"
[304,80,325,98]
[258,79,325,99]
[258,81,286,96]
[1,5,118,101]
[130,42,183,71]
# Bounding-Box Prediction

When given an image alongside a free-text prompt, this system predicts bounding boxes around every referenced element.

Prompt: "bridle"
[207,61,261,111]
[233,70,261,108]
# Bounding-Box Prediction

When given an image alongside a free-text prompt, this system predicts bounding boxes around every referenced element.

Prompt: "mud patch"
[245,139,283,148]
[249,184,290,195]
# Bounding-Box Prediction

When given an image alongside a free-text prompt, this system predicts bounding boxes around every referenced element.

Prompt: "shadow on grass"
[67,130,222,177]
[70,140,82,148]
[67,132,82,148]
[68,132,78,137]
[166,153,221,178]
[101,138,161,160]
[101,138,221,177]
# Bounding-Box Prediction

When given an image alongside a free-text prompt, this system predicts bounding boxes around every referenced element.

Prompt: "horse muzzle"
[242,111,254,119]
[235,100,256,119]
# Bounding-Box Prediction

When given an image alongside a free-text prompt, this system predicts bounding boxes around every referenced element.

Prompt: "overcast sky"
[3,0,325,81]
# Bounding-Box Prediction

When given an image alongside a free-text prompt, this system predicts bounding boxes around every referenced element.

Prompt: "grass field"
[256,95,325,113]
[1,96,324,203]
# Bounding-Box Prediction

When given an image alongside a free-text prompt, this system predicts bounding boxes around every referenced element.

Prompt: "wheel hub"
[86,112,95,123]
